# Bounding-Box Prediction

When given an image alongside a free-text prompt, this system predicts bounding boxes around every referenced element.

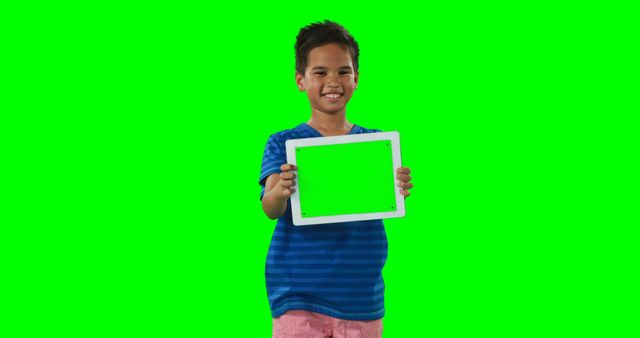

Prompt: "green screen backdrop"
[3,1,635,337]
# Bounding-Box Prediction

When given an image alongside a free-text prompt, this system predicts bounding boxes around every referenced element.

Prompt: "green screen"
[3,1,633,337]
[296,140,396,218]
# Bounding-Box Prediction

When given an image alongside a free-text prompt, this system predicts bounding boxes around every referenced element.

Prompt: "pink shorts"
[272,310,383,338]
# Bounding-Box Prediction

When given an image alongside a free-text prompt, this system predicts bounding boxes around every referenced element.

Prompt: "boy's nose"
[326,80,340,87]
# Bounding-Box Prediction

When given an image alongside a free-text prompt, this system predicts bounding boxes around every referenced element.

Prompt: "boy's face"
[295,43,359,116]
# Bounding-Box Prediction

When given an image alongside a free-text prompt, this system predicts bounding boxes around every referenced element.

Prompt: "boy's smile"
[296,43,358,116]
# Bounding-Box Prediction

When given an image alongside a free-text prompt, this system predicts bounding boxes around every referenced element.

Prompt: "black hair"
[295,20,360,76]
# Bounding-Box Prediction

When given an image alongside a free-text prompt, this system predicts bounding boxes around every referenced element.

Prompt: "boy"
[259,20,413,338]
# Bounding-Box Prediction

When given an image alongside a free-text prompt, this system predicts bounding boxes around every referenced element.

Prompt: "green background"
[3,1,636,337]
[297,140,396,217]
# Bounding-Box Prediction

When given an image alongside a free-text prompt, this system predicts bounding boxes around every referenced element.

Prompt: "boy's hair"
[295,20,360,76]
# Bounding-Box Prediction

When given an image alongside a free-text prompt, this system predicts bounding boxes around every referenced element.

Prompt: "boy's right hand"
[274,164,297,199]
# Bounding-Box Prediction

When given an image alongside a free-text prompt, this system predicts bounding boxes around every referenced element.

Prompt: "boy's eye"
[315,71,350,75]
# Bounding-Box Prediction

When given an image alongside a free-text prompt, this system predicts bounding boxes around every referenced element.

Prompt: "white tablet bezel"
[285,131,405,226]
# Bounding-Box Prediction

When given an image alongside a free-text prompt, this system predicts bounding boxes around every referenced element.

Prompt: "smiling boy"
[259,20,413,338]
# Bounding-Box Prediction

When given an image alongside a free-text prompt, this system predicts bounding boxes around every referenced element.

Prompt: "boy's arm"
[261,164,297,220]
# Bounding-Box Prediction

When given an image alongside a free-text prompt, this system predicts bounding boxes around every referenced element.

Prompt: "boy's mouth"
[322,93,343,99]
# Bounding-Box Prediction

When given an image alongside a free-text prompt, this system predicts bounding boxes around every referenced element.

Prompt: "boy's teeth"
[325,94,340,98]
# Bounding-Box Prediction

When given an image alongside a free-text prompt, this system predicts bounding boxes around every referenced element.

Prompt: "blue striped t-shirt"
[259,122,388,320]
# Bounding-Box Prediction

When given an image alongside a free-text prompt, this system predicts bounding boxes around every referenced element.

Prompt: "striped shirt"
[259,122,388,320]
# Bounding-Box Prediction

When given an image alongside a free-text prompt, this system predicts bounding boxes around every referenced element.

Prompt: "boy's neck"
[306,111,353,136]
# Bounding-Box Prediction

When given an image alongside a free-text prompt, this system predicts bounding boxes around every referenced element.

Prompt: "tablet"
[285,131,405,226]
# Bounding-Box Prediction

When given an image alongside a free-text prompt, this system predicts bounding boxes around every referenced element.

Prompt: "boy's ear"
[354,71,359,90]
[295,71,305,91]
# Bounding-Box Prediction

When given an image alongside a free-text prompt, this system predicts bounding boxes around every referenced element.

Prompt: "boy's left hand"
[397,167,413,199]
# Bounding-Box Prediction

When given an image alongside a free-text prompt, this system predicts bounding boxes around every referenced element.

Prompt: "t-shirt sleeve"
[259,134,286,201]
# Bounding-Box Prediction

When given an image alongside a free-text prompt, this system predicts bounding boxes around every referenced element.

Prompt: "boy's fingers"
[282,188,295,197]
[280,164,297,171]
[280,172,296,180]
[397,182,413,189]
[396,174,411,181]
[397,167,411,174]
